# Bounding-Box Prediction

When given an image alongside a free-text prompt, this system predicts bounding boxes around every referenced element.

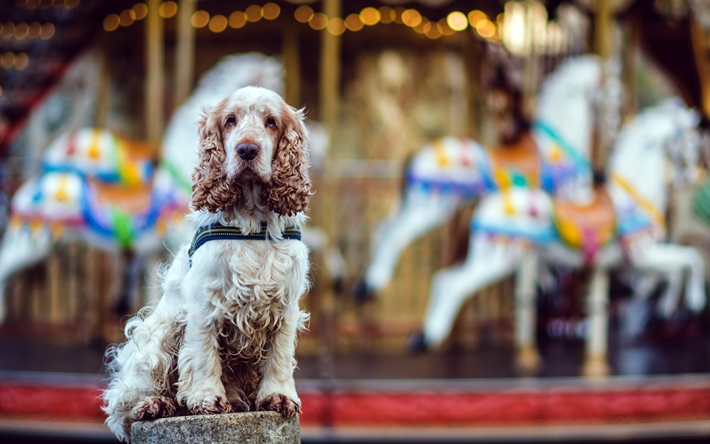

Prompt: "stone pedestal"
[131,411,300,444]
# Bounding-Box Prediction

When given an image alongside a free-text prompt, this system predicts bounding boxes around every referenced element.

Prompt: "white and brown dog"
[103,87,311,442]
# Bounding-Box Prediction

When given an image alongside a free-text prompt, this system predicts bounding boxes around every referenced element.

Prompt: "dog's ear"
[263,105,312,216]
[190,105,241,213]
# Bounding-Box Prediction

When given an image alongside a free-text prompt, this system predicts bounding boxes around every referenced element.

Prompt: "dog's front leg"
[257,306,303,417]
[176,285,232,415]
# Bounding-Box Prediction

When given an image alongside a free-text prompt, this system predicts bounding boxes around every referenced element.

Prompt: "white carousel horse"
[416,100,706,376]
[0,53,342,322]
[360,55,615,298]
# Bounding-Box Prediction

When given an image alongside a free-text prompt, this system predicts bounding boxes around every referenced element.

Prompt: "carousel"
[0,0,708,443]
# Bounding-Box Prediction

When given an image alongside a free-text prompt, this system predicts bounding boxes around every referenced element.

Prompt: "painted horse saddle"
[488,132,540,186]
[553,186,616,262]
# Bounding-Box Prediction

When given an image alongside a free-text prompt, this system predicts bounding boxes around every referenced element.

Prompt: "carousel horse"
[415,100,707,376]
[0,53,341,323]
[360,55,617,298]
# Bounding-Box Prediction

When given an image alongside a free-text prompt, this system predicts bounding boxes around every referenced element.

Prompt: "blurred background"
[0,0,709,442]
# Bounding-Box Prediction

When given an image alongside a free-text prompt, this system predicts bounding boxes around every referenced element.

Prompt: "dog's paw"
[192,393,232,415]
[132,396,177,421]
[258,393,301,418]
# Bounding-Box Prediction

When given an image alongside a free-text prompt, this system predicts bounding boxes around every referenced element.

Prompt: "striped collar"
[188,222,302,266]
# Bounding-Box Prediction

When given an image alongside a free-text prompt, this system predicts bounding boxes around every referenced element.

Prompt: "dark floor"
[1,329,708,380]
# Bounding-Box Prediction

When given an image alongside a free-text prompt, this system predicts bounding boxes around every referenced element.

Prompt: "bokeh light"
[28,22,41,38]
[447,11,468,31]
[103,15,119,32]
[14,52,29,70]
[327,17,345,36]
[245,5,262,23]
[262,3,280,21]
[209,15,227,33]
[345,14,364,32]
[14,22,28,39]
[229,11,247,29]
[401,9,422,28]
[438,19,455,36]
[40,22,54,39]
[120,9,136,27]
[468,10,487,27]
[133,3,147,20]
[379,6,394,24]
[360,7,380,26]
[191,10,209,28]
[158,1,177,19]
[294,5,314,23]
[309,13,328,31]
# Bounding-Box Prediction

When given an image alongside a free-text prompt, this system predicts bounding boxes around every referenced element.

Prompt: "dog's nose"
[237,143,260,161]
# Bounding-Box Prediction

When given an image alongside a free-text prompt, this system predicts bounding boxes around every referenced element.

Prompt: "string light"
[379,6,394,24]
[14,23,29,39]
[327,17,345,36]
[401,9,422,28]
[447,11,468,31]
[345,14,364,32]
[40,23,55,39]
[158,1,177,19]
[65,0,79,9]
[28,22,42,38]
[245,5,262,23]
[95,2,478,39]
[309,13,328,31]
[360,7,380,26]
[1,52,16,70]
[209,15,228,33]
[468,10,487,27]
[294,5,313,23]
[229,11,247,29]
[104,14,120,31]
[1,23,16,39]
[15,52,29,70]
[133,3,148,20]
[191,10,209,28]
[262,3,280,20]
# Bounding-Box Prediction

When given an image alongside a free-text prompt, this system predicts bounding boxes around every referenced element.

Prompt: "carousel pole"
[319,0,342,349]
[581,1,613,378]
[320,0,341,134]
[283,24,301,108]
[174,0,196,108]
[145,0,165,152]
[591,0,611,172]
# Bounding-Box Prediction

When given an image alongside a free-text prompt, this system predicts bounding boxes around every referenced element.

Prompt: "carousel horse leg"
[582,267,611,378]
[657,270,683,318]
[420,237,522,349]
[362,193,458,299]
[0,225,54,323]
[630,244,706,313]
[515,251,542,374]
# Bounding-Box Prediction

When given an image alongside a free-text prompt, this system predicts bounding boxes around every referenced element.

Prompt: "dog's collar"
[188,222,302,266]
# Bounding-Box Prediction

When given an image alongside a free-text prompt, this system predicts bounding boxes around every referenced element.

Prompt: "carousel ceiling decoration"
[100,1,504,42]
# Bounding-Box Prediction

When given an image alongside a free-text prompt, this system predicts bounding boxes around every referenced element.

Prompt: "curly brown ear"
[263,106,312,216]
[190,106,241,213]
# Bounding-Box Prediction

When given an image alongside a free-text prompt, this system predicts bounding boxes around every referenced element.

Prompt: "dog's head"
[190,86,312,216]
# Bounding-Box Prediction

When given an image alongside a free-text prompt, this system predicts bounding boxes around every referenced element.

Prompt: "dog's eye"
[226,116,236,127]
[265,117,277,128]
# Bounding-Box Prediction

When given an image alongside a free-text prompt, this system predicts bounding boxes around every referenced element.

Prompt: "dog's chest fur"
[194,237,308,407]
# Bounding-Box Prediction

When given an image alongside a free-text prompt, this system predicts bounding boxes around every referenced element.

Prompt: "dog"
[102,86,312,442]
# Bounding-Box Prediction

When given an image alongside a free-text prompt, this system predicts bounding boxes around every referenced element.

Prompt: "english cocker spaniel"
[103,86,312,442]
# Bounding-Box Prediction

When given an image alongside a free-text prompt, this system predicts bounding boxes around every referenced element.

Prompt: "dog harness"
[188,222,302,267]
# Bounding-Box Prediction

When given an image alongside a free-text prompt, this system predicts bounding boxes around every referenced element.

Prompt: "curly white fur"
[103,87,310,442]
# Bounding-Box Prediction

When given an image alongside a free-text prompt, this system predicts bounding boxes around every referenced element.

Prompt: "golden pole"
[283,24,301,107]
[145,0,165,151]
[592,0,612,173]
[174,0,196,107]
[320,0,342,133]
